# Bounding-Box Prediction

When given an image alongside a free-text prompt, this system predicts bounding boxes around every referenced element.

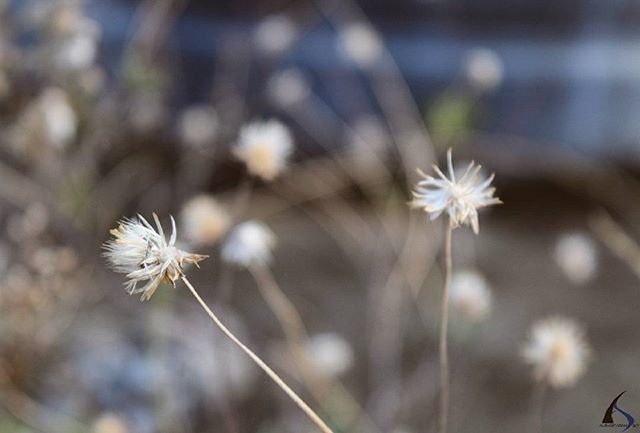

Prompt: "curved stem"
[249,265,385,433]
[0,383,85,433]
[180,276,334,433]
[249,264,332,403]
[438,220,453,433]
[249,265,307,348]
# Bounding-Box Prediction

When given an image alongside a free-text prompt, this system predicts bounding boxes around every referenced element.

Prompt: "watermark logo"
[601,391,638,431]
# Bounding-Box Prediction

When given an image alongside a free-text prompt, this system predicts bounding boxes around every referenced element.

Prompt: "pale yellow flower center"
[246,142,277,180]
[549,339,570,363]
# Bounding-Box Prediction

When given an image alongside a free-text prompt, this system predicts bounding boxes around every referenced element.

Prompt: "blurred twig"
[589,210,640,280]
[248,265,383,433]
[0,369,85,433]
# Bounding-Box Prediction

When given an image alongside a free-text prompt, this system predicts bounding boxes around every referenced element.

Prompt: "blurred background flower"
[0,1,638,432]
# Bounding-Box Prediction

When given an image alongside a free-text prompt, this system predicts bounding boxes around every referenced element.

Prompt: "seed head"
[103,213,207,301]
[411,149,501,234]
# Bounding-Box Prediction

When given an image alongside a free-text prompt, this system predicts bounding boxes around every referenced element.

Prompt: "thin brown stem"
[180,276,334,433]
[589,211,640,280]
[250,264,334,404]
[231,176,254,222]
[249,265,307,348]
[530,380,548,433]
[438,220,453,433]
[0,383,85,433]
[248,265,384,433]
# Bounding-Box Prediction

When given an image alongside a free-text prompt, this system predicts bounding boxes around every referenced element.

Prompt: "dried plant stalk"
[438,220,453,433]
[180,276,334,433]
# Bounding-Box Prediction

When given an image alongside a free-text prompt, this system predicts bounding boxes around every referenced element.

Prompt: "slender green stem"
[438,220,453,433]
[180,276,334,433]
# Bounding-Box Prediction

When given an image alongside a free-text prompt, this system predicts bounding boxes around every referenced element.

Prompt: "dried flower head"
[180,195,231,245]
[222,221,276,267]
[411,149,501,234]
[234,120,293,181]
[103,214,207,301]
[450,270,492,322]
[522,317,590,388]
[554,233,597,285]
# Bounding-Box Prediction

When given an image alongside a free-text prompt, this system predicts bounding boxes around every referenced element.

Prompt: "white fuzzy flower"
[450,270,492,322]
[57,19,100,71]
[178,105,219,149]
[254,15,297,55]
[222,221,276,267]
[234,120,293,181]
[522,317,590,388]
[266,68,310,107]
[554,233,597,285]
[103,214,207,301]
[411,149,501,234]
[338,23,383,67]
[180,195,231,245]
[464,48,503,93]
[306,333,354,378]
[40,87,77,148]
